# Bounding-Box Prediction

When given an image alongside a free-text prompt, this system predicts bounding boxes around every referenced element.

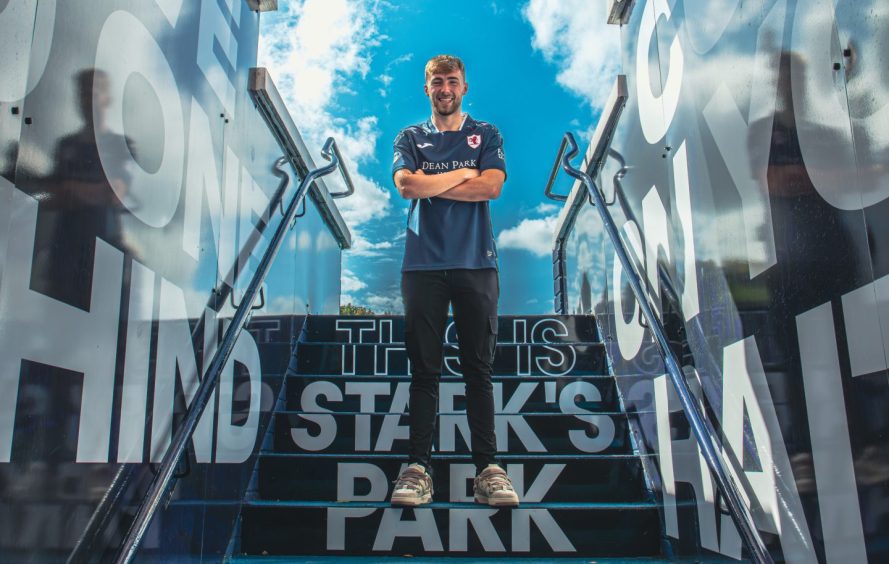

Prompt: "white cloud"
[376,53,413,98]
[347,229,395,257]
[523,0,621,109]
[364,292,403,314]
[258,0,391,231]
[342,269,368,293]
[533,202,560,215]
[497,215,559,257]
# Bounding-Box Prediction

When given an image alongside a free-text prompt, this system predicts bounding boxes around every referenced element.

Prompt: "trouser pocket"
[486,315,498,364]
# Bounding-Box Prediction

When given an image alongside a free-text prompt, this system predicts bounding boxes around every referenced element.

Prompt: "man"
[389,54,519,507]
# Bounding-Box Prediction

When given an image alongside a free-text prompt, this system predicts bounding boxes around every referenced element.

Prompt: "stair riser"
[285,377,619,414]
[273,413,630,455]
[258,457,648,502]
[295,343,605,377]
[240,505,660,557]
[304,316,598,344]
[256,343,293,375]
[247,315,303,345]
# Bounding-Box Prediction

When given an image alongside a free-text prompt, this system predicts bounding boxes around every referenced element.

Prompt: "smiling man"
[390,54,518,508]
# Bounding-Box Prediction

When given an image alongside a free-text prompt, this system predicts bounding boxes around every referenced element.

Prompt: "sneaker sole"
[390,493,432,506]
[474,493,519,507]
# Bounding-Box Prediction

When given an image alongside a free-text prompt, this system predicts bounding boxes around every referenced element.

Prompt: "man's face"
[424,70,467,117]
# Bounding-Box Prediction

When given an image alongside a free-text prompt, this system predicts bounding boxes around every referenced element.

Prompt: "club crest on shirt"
[466,134,481,149]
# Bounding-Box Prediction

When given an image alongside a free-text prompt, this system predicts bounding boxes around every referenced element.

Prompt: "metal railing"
[66,67,353,563]
[113,138,354,564]
[544,131,772,564]
[250,67,353,249]
[67,154,298,564]
[551,76,628,313]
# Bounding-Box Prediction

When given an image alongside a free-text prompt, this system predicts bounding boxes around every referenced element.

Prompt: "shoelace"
[395,468,426,491]
[481,469,514,492]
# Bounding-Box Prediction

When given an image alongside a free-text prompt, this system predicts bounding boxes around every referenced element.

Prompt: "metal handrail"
[544,136,571,202]
[67,155,296,564]
[551,131,773,564]
[113,137,354,564]
[250,68,352,249]
[549,76,628,313]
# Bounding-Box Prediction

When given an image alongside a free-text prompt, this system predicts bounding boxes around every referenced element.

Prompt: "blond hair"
[424,55,465,80]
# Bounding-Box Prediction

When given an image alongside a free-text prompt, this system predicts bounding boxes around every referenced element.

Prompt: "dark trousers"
[401,268,499,475]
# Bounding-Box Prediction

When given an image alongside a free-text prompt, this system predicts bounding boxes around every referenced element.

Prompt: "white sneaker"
[473,464,519,507]
[391,463,433,506]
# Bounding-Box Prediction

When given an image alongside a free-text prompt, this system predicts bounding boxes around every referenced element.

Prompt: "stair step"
[255,342,294,375]
[239,501,661,557]
[285,376,620,413]
[272,412,630,455]
[246,314,304,344]
[294,342,606,377]
[243,500,658,509]
[230,557,673,563]
[303,315,599,344]
[256,454,649,503]
[285,372,615,381]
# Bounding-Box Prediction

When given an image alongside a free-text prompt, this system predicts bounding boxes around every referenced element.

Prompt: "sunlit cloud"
[534,202,560,215]
[497,215,559,257]
[523,0,621,110]
[341,269,368,293]
[349,231,395,257]
[364,292,403,314]
[258,0,392,231]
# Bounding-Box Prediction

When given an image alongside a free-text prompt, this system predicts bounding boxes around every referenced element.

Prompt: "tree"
[339,302,376,316]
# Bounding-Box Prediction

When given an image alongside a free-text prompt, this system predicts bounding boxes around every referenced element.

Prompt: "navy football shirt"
[392,114,506,272]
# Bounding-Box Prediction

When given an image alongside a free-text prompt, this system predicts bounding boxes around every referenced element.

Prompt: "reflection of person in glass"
[748,51,889,537]
[48,69,131,306]
[749,52,862,312]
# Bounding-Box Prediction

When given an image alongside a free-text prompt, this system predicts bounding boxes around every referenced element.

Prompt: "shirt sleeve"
[478,125,507,179]
[392,129,417,180]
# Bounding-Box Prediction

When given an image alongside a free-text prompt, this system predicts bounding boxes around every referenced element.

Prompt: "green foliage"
[339,302,376,316]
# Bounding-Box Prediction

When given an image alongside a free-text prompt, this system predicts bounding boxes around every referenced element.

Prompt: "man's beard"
[434,97,460,116]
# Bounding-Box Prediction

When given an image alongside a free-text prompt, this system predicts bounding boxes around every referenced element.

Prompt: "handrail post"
[113,138,353,564]
[554,131,773,564]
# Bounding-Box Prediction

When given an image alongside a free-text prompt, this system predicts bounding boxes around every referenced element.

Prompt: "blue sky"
[259,0,619,314]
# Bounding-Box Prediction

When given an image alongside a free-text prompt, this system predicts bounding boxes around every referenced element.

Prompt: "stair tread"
[298,341,603,346]
[244,500,660,509]
[257,451,655,459]
[230,557,672,563]
[273,409,639,416]
[286,373,613,379]
[174,499,661,510]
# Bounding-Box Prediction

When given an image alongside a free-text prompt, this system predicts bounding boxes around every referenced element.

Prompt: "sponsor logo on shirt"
[467,134,481,149]
[393,151,401,165]
[416,142,433,149]
[497,147,505,160]
[420,159,477,172]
